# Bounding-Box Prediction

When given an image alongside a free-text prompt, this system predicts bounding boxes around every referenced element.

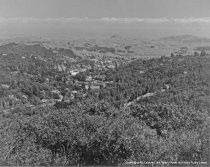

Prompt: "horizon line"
[1,17,210,23]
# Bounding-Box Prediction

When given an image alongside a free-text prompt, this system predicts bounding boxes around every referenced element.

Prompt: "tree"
[200,50,206,57]
[194,52,199,56]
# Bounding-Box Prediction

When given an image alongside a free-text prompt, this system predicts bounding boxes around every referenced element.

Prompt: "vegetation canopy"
[0,43,209,166]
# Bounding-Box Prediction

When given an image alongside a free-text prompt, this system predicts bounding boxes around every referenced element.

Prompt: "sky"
[0,0,210,19]
[1,0,210,39]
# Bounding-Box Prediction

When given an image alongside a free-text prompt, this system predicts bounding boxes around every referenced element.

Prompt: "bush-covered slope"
[0,52,209,166]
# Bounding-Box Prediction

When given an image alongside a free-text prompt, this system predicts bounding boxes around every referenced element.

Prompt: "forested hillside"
[0,44,209,166]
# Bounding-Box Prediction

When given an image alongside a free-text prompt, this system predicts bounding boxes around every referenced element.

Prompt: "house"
[53,50,58,54]
[80,69,87,72]
[90,85,100,90]
[72,90,78,94]
[45,78,50,83]
[11,71,19,75]
[51,90,60,94]
[1,84,10,89]
[85,85,89,90]
[108,65,115,68]
[41,99,49,103]
[161,89,166,92]
[57,64,66,72]
[22,95,27,99]
[86,76,92,82]
[165,84,170,89]
[70,70,79,76]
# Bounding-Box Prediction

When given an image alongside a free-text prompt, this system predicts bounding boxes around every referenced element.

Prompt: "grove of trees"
[0,45,209,166]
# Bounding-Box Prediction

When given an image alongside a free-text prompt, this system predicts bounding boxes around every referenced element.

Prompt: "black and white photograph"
[0,0,209,166]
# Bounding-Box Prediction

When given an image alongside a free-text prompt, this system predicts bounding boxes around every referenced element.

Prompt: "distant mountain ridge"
[0,43,49,56]
[160,34,210,43]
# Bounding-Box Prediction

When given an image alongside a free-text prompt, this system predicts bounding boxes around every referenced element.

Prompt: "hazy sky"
[0,0,210,18]
[1,0,210,39]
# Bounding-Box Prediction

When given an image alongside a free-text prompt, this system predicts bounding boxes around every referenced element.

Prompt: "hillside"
[0,42,209,166]
[160,34,210,43]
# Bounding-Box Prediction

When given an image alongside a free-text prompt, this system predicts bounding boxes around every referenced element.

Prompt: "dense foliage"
[0,44,209,166]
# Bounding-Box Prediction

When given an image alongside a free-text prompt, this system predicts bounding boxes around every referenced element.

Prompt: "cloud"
[173,17,210,23]
[100,17,210,23]
[100,17,169,23]
[1,17,210,24]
